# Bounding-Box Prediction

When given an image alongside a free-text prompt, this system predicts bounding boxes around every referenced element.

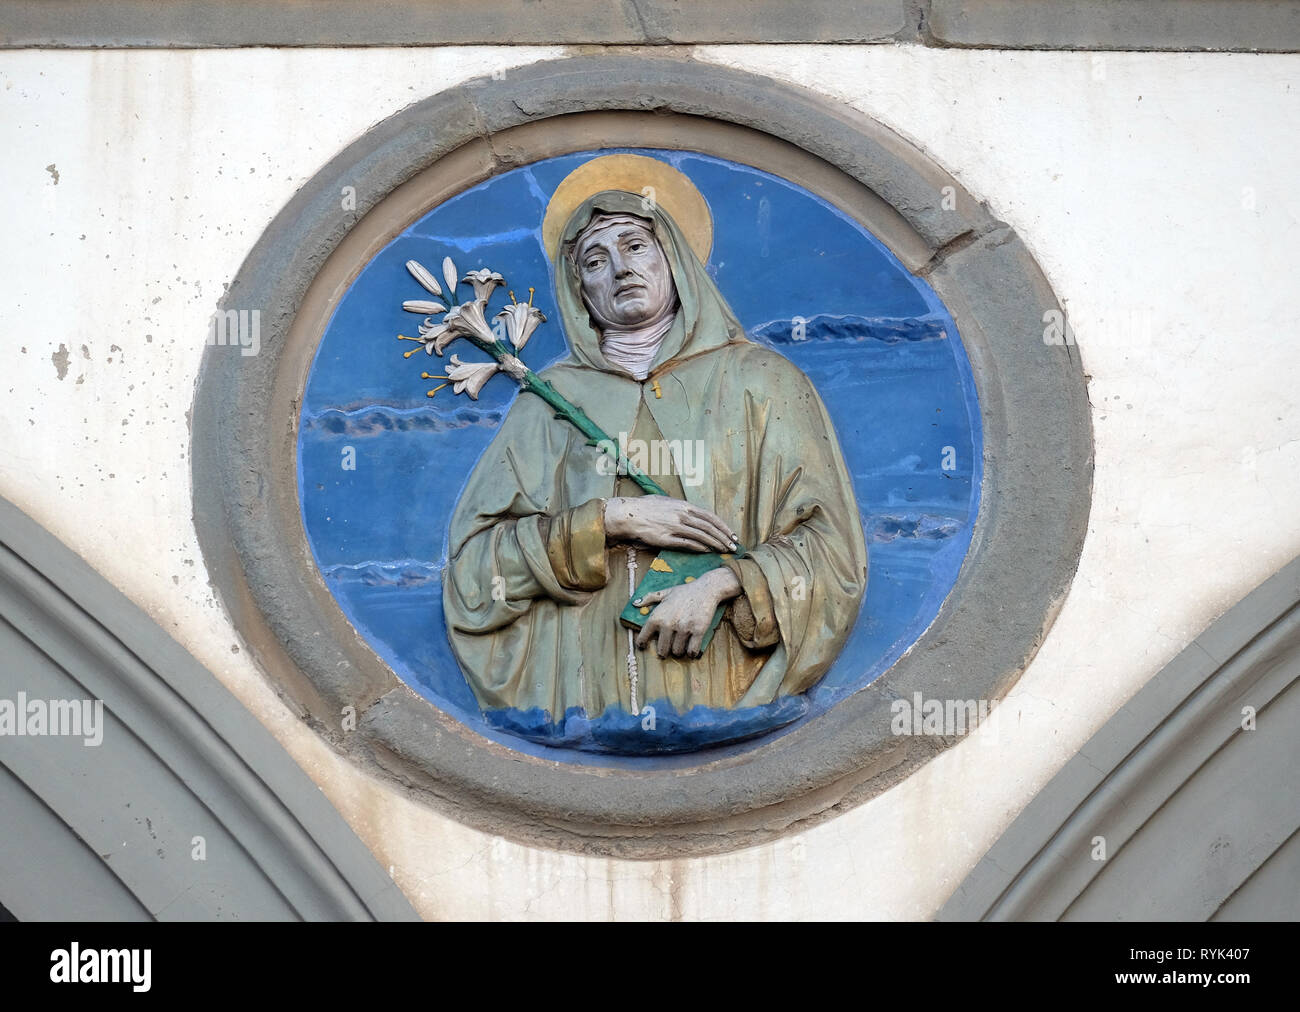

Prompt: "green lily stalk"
[397,256,746,641]
[401,257,671,498]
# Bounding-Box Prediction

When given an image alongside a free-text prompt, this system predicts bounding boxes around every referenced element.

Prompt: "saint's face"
[575,217,676,329]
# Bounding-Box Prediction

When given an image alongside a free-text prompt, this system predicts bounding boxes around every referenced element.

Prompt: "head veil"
[554,190,747,376]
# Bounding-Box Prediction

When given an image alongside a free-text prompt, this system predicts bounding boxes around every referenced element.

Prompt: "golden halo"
[542,153,713,264]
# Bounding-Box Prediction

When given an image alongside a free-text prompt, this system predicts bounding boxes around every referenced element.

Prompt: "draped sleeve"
[440,387,619,710]
[706,346,869,703]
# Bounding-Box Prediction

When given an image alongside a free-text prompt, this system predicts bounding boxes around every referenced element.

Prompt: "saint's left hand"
[633,566,741,659]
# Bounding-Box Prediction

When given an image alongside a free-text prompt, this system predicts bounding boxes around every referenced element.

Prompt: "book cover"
[618,549,740,652]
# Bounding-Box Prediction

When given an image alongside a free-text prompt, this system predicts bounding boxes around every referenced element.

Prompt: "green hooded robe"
[442,190,867,723]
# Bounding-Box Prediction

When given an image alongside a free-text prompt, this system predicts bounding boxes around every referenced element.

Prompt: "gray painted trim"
[928,0,1300,53]
[1213,827,1300,921]
[191,53,1092,857]
[0,0,908,47]
[939,554,1300,922]
[0,767,151,920]
[0,496,419,921]
[4,0,1300,52]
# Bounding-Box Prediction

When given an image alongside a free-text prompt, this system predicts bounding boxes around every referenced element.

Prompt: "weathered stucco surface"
[2,45,1298,918]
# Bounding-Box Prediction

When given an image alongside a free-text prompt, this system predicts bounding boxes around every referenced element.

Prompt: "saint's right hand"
[603,495,739,554]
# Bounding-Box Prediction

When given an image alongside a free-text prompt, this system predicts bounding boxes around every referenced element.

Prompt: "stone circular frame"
[192,55,1092,857]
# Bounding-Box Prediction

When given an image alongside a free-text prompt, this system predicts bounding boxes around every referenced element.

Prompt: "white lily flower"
[443,299,496,346]
[419,318,456,356]
[446,354,500,399]
[496,302,547,351]
[463,268,506,303]
[405,260,443,297]
[441,256,459,298]
[403,299,447,315]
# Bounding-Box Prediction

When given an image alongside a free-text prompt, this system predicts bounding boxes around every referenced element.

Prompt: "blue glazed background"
[297,149,983,768]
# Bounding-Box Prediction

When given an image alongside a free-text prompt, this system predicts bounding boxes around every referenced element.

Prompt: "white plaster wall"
[1,45,1296,920]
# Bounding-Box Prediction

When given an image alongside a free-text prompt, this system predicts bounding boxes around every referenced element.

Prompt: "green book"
[619,548,742,653]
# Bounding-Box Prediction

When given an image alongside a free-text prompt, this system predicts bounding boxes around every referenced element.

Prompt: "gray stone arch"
[191,53,1093,858]
[0,497,418,921]
[941,555,1300,922]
